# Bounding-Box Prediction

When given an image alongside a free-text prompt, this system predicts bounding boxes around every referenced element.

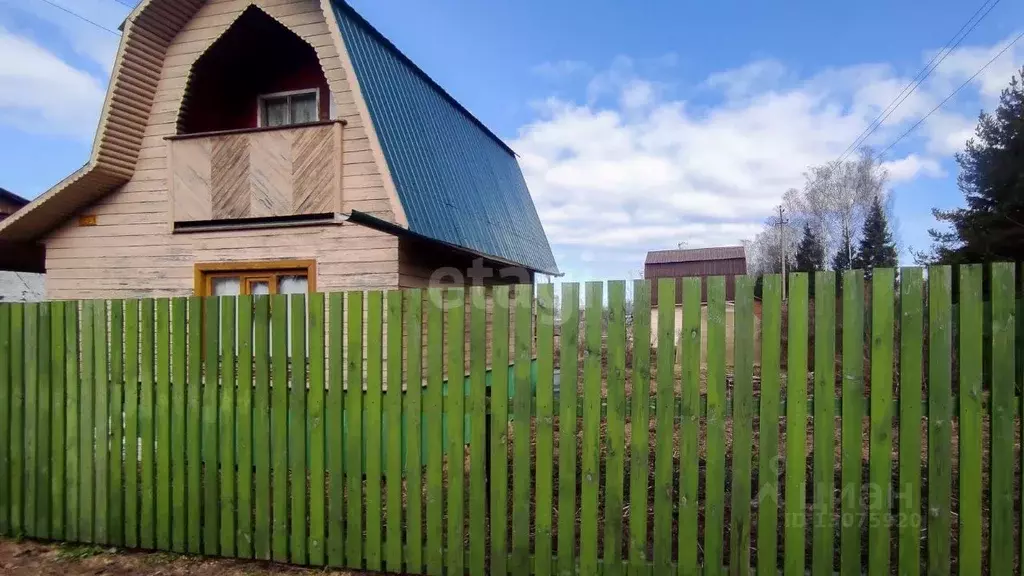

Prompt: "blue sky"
[0,0,1022,282]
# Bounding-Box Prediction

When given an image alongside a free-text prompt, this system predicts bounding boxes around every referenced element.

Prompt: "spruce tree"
[853,194,898,278]
[832,227,853,272]
[926,67,1024,263]
[794,222,825,272]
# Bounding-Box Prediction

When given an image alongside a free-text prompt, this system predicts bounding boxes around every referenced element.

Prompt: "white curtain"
[291,94,318,124]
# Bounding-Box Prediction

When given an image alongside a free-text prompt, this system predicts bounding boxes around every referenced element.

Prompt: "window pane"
[250,280,270,296]
[291,93,318,124]
[211,276,241,296]
[262,96,289,127]
[277,275,308,294]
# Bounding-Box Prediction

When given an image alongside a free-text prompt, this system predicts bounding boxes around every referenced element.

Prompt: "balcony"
[166,120,344,226]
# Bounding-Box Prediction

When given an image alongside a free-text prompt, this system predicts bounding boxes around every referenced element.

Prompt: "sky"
[0,0,1022,284]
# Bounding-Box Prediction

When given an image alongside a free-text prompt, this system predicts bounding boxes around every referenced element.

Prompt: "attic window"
[258,89,320,127]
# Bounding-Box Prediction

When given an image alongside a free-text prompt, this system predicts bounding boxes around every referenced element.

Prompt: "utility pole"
[777,205,788,299]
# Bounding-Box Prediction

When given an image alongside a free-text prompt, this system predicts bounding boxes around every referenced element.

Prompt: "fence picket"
[10,304,23,537]
[202,297,220,555]
[535,284,555,576]
[603,281,626,576]
[469,287,488,576]
[403,290,423,573]
[705,277,727,576]
[345,291,364,568]
[170,298,187,554]
[51,304,68,539]
[867,269,894,576]
[384,291,403,572]
[236,294,254,558]
[326,292,345,567]
[309,292,326,566]
[678,278,700,576]
[37,303,51,540]
[36,303,51,540]
[425,288,443,575]
[990,263,1015,574]
[93,301,110,545]
[220,297,237,558]
[580,281,603,575]
[450,288,468,576]
[140,298,155,548]
[629,279,652,576]
[897,268,923,576]
[813,272,836,576]
[957,265,981,573]
[289,295,308,565]
[271,294,289,562]
[556,283,578,576]
[756,275,782,576]
[929,266,954,576]
[24,303,37,539]
[365,292,383,570]
[728,276,755,574]
[0,305,10,535]
[186,297,203,554]
[253,296,272,560]
[155,299,171,551]
[654,278,675,572]
[783,274,809,576]
[108,301,123,547]
[123,301,138,547]
[839,271,864,576]
[513,284,531,576]
[79,301,94,543]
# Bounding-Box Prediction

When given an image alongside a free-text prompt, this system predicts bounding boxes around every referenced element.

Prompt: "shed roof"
[332,0,559,276]
[645,245,746,265]
[0,188,29,208]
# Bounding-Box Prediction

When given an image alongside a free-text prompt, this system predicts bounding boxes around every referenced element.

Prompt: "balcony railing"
[166,120,344,224]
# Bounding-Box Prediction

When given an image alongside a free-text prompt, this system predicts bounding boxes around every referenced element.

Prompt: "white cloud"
[883,154,945,182]
[516,33,1023,278]
[0,29,106,140]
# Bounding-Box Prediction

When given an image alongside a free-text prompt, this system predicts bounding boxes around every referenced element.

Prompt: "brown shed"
[645,245,746,304]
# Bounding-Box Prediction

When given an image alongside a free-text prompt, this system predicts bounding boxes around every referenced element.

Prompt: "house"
[0,0,557,301]
[644,245,746,304]
[0,188,29,221]
[0,188,44,301]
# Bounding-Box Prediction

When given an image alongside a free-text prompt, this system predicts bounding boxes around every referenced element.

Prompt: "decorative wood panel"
[170,139,213,221]
[249,131,293,217]
[292,124,336,214]
[211,135,251,219]
[169,122,342,223]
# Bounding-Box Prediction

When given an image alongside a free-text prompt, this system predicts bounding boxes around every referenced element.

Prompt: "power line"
[110,0,137,9]
[35,0,121,35]
[835,0,1002,164]
[879,29,1024,158]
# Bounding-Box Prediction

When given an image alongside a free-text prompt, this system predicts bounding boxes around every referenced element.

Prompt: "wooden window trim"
[194,259,317,296]
[256,88,320,128]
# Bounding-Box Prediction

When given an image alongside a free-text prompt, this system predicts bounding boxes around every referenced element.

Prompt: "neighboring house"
[0,0,557,301]
[0,188,29,221]
[0,188,44,302]
[644,246,746,304]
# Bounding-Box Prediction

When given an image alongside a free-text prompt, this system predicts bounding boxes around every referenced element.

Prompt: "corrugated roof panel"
[332,1,559,275]
[645,246,747,264]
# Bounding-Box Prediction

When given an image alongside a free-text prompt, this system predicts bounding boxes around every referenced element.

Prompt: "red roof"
[645,245,746,265]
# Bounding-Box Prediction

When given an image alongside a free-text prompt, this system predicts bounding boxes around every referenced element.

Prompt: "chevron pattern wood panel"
[170,122,342,223]
[211,134,252,219]
[292,124,335,214]
[249,130,294,217]
[171,139,213,221]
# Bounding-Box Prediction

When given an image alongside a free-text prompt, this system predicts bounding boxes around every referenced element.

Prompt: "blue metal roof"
[331,0,559,275]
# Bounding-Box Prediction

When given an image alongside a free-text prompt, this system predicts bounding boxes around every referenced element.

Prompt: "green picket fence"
[0,265,1020,575]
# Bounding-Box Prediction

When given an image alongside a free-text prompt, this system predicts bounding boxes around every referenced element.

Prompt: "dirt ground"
[0,539,364,576]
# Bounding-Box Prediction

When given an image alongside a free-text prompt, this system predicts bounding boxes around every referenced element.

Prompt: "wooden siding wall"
[0,198,23,220]
[646,258,746,304]
[44,0,400,301]
[170,122,342,221]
